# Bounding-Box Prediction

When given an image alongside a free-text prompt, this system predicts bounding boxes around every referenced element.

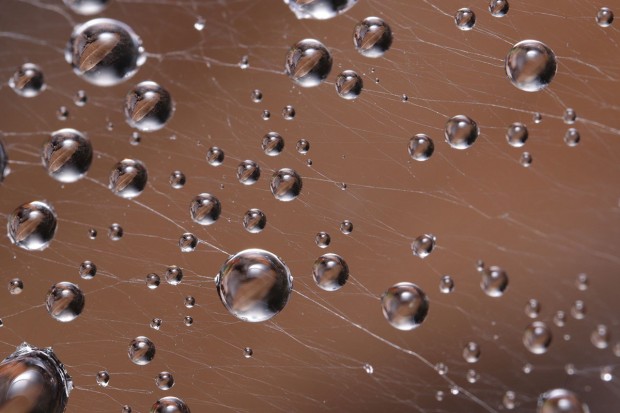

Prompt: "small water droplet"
[184,296,195,308]
[505,40,557,92]
[408,134,435,161]
[533,112,543,124]
[96,370,110,387]
[525,298,541,318]
[189,193,221,225]
[435,362,448,375]
[46,282,85,322]
[439,275,454,294]
[194,16,205,31]
[564,128,580,147]
[236,160,261,185]
[270,168,302,201]
[146,273,160,290]
[363,363,373,374]
[455,8,476,30]
[596,7,614,27]
[466,369,479,383]
[315,231,331,248]
[411,234,436,258]
[520,152,533,167]
[179,233,197,252]
[7,201,57,251]
[156,371,174,390]
[503,390,516,410]
[74,89,88,106]
[506,122,528,147]
[164,265,183,286]
[563,108,577,124]
[445,115,479,149]
[169,170,186,189]
[88,228,98,239]
[128,336,156,365]
[312,253,349,291]
[285,39,332,87]
[109,159,148,198]
[261,109,271,120]
[553,310,567,327]
[381,282,429,331]
[56,106,69,121]
[282,105,296,120]
[335,70,363,99]
[8,278,23,295]
[206,146,225,166]
[79,260,97,280]
[591,324,610,349]
[108,223,123,240]
[9,63,46,97]
[243,347,253,358]
[251,89,262,102]
[489,0,509,17]
[284,0,357,20]
[63,0,109,15]
[523,321,552,354]
[463,342,481,363]
[353,17,393,58]
[571,300,586,319]
[43,128,93,183]
[262,132,285,156]
[150,318,162,330]
[243,209,267,233]
[340,219,353,234]
[601,366,613,382]
[124,81,174,132]
[239,55,249,69]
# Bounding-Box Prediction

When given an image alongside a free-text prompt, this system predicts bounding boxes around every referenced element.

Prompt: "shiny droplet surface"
[455,8,476,30]
[282,105,295,120]
[596,7,614,27]
[9,63,46,97]
[439,275,454,294]
[296,139,310,154]
[312,253,349,291]
[183,315,193,326]
[128,336,156,365]
[381,282,429,331]
[353,16,393,58]
[46,282,85,322]
[591,324,610,349]
[462,341,481,363]
[489,0,509,17]
[520,152,533,167]
[523,321,553,354]
[506,122,528,147]
[169,171,186,189]
[537,388,588,413]
[184,296,195,308]
[215,248,294,322]
[108,223,123,240]
[79,260,97,279]
[315,231,331,248]
[42,128,93,183]
[7,200,58,251]
[262,132,285,156]
[525,298,541,318]
[179,233,197,252]
[65,18,145,86]
[270,168,302,201]
[237,160,261,185]
[124,81,173,132]
[243,208,267,233]
[340,220,353,234]
[63,0,109,15]
[96,370,110,387]
[505,40,557,92]
[284,0,357,20]
[445,115,479,150]
[408,134,435,161]
[8,278,24,295]
[155,371,174,390]
[109,159,148,198]
[164,265,183,285]
[206,146,225,165]
[481,266,509,297]
[189,193,221,225]
[150,396,190,413]
[563,108,577,124]
[411,234,436,259]
[335,70,363,99]
[285,39,332,87]
[503,391,516,410]
[146,273,160,289]
[564,128,580,147]
[150,318,162,330]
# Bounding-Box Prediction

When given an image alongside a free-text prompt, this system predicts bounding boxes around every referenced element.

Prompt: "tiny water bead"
[284,0,357,20]
[455,8,476,30]
[189,193,221,226]
[130,131,141,146]
[96,370,110,387]
[183,316,193,326]
[64,0,110,15]
[553,310,567,327]
[537,389,588,413]
[533,112,543,124]
[563,108,577,124]
[88,228,97,239]
[312,253,349,291]
[270,168,303,201]
[262,132,285,156]
[489,0,509,17]
[505,40,557,92]
[381,282,429,331]
[363,363,373,374]
[165,265,183,285]
[170,171,186,189]
[466,369,479,383]
[179,233,197,252]
[296,138,310,154]
[481,266,509,297]
[251,89,262,102]
[315,231,331,248]
[353,16,393,58]
[146,273,160,289]
[576,273,589,291]
[506,122,528,147]
[408,134,435,161]
[56,106,69,121]
[109,159,148,198]
[525,298,541,318]
[46,282,85,322]
[439,275,454,294]
[0,140,8,182]
[184,296,195,308]
[124,81,174,132]
[462,342,481,363]
[285,39,332,87]
[243,347,253,358]
[262,109,271,120]
[9,63,46,97]
[282,105,296,120]
[435,362,448,375]
[108,223,123,240]
[523,321,553,354]
[445,115,479,150]
[243,209,267,233]
[150,318,162,330]
[7,200,58,251]
[596,7,614,27]
[411,234,436,259]
[571,300,586,319]
[156,371,174,390]
[335,70,363,100]
[591,324,610,349]
[239,55,249,69]
[503,391,516,410]
[122,406,132,413]
[128,336,156,365]
[340,219,353,234]
[215,248,294,322]
[564,128,580,147]
[74,89,88,106]
[520,152,533,167]
[151,396,191,413]
[206,146,225,166]
[79,260,97,279]
[237,160,261,185]
[42,128,93,183]
[8,278,24,295]
[601,365,613,381]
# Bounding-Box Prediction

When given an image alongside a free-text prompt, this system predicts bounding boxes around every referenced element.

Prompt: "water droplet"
[353,17,393,58]
[0,140,8,182]
[150,396,190,413]
[282,105,296,120]
[109,159,148,198]
[88,228,97,239]
[571,300,586,319]
[381,282,429,331]
[128,336,156,365]
[525,298,541,318]
[9,63,46,97]
[340,219,353,234]
[436,391,444,402]
[481,266,509,297]
[315,231,331,248]
[236,160,261,185]
[63,0,109,15]
[215,249,293,322]
[466,369,479,383]
[184,296,195,308]
[150,318,162,330]
[73,89,88,106]
[261,109,271,120]
[238,55,249,69]
[108,223,123,240]
[523,321,552,354]
[533,112,543,124]
[537,388,588,413]
[411,234,436,259]
[363,363,373,374]
[408,134,435,161]
[601,365,613,381]
[124,81,173,132]
[65,18,145,86]
[489,0,509,17]
[335,70,363,99]
[7,201,57,251]
[243,208,267,233]
[183,315,193,326]
[243,347,253,358]
[450,386,460,395]
[306,159,313,166]
[8,278,23,295]
[122,405,132,413]
[439,275,454,294]
[169,171,186,189]
[285,39,332,87]
[435,362,448,375]
[262,132,285,156]
[296,139,310,154]
[42,128,93,183]
[506,122,528,147]
[553,310,566,327]
[463,341,481,363]
[179,233,197,252]
[270,168,302,201]
[79,260,97,279]
[476,259,485,272]
[312,253,349,291]
[46,282,85,322]
[445,115,479,149]
[164,265,183,286]
[565,363,576,375]
[520,151,533,167]
[56,106,69,121]
[575,273,588,291]
[194,16,205,31]
[401,94,409,102]
[251,89,262,102]
[505,40,557,92]
[146,273,160,290]
[455,8,476,30]
[564,128,580,147]
[596,7,614,27]
[155,371,174,390]
[613,342,620,357]
[591,324,610,349]
[206,146,225,166]
[96,370,110,387]
[503,390,516,410]
[563,108,577,124]
[189,193,221,225]
[284,0,357,20]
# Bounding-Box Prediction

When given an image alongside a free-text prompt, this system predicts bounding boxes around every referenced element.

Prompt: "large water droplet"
[128,336,156,365]
[353,17,393,58]
[596,7,614,27]
[63,0,109,15]
[505,40,557,92]
[109,159,148,198]
[408,134,435,161]
[284,0,357,20]
[537,389,588,413]
[312,253,349,291]
[46,282,85,322]
[42,129,93,183]
[151,396,191,413]
[523,321,552,354]
[189,193,221,225]
[7,200,58,251]
[335,70,363,99]
[9,63,46,97]
[381,282,429,331]
[285,39,332,87]
[480,266,509,297]
[455,8,476,30]
[270,168,302,201]
[445,115,479,149]
[124,81,174,132]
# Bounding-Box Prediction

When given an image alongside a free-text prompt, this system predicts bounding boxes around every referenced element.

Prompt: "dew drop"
[575,273,589,291]
[179,233,197,252]
[128,336,156,365]
[243,209,267,234]
[296,138,310,154]
[408,134,435,161]
[525,298,541,318]
[481,266,509,297]
[466,369,479,383]
[150,396,190,413]
[42,128,93,183]
[353,17,393,58]
[596,7,614,27]
[503,391,516,410]
[194,16,205,31]
[363,363,373,374]
[108,223,123,240]
[489,0,509,17]
[411,234,436,259]
[445,115,479,149]
[520,151,533,167]
[340,219,353,234]
[505,40,557,92]
[565,363,576,375]
[251,89,262,102]
[435,362,448,375]
[601,365,613,382]
[79,260,97,280]
[146,273,160,290]
[96,370,110,387]
[270,168,303,201]
[184,296,195,308]
[591,324,610,349]
[150,318,162,330]
[261,109,271,120]
[439,275,454,294]
[8,278,23,295]
[237,160,261,185]
[169,171,186,189]
[189,193,221,226]
[63,0,109,15]
[124,81,174,132]
[164,265,183,286]
[88,228,98,239]
[312,253,349,291]
[56,106,69,121]
[564,128,580,147]
[156,372,174,390]
[553,310,567,327]
[109,159,148,198]
[262,132,285,156]
[563,108,577,124]
[381,282,429,331]
[335,70,363,100]
[284,0,357,20]
[315,231,331,248]
[506,122,528,147]
[436,391,444,402]
[9,63,46,97]
[523,321,552,354]
[46,282,85,322]
[455,8,476,30]
[537,388,588,413]
[243,347,253,358]
[571,300,586,319]
[183,316,193,326]
[74,89,88,106]
[285,39,332,87]
[282,105,296,120]
[7,200,57,251]
[533,112,543,124]
[206,146,225,166]
[239,55,249,69]
[463,341,481,363]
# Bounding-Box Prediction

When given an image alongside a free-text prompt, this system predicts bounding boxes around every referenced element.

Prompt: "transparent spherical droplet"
[128,131,140,146]
[108,223,123,240]
[436,391,444,402]
[8,278,24,295]
[215,249,294,322]
[312,253,349,291]
[64,0,109,15]
[251,89,262,102]
[563,108,577,124]
[537,388,588,413]
[284,0,357,20]
[79,260,97,280]
[411,234,436,259]
[463,341,481,363]
[261,109,271,120]
[56,106,69,121]
[565,363,576,375]
[575,273,588,291]
[439,275,454,294]
[262,132,285,156]
[489,0,509,17]
[445,115,479,150]
[128,336,156,365]
[282,105,296,120]
[73,89,88,106]
[165,265,183,286]
[533,112,543,124]
[601,365,613,382]
[503,391,516,410]
[591,324,610,349]
[296,139,310,154]
[285,39,332,87]
[476,259,485,272]
[481,266,509,297]
[466,369,479,383]
[506,122,528,147]
[520,151,533,167]
[155,371,174,390]
[505,40,557,92]
[9,63,46,97]
[340,219,353,234]
[124,81,173,132]
[381,282,429,331]
[525,298,541,318]
[455,8,476,30]
[206,146,225,166]
[243,209,267,234]
[363,363,373,374]
[237,160,261,185]
[146,273,160,290]
[571,300,586,319]
[193,16,205,31]
[239,55,249,69]
[169,171,186,189]
[0,343,72,412]
[88,228,97,239]
[435,362,448,375]
[46,282,85,322]
[7,201,57,251]
[151,396,190,413]
[564,128,580,147]
[42,128,93,183]
[109,159,148,198]
[150,317,162,330]
[122,405,132,413]
[96,370,110,387]
[523,321,552,354]
[553,310,567,327]
[270,168,302,201]
[596,7,614,27]
[189,193,221,225]
[335,70,363,100]
[315,231,331,248]
[184,296,195,308]
[183,315,193,326]
[353,16,393,58]
[408,134,435,161]
[179,233,197,252]
[240,347,253,358]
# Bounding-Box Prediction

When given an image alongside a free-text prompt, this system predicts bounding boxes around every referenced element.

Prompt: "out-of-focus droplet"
[601,365,613,382]
[8,278,23,295]
[537,388,588,413]
[312,253,349,291]
[124,81,173,132]
[340,219,353,234]
[481,266,509,297]
[282,105,296,120]
[571,300,586,319]
[9,63,46,97]
[170,171,186,189]
[128,336,156,365]
[243,347,253,358]
[315,231,331,248]
[381,282,429,331]
[63,0,109,15]
[523,363,533,374]
[251,89,262,102]
[150,396,190,413]
[146,273,160,290]
[553,310,567,327]
[284,0,357,20]
[523,321,552,354]
[591,324,610,349]
[183,315,193,326]
[411,234,436,258]
[261,109,271,120]
[165,265,183,286]
[285,39,332,87]
[42,128,93,183]
[243,209,267,234]
[533,112,543,124]
[74,89,88,106]
[564,128,580,147]
[150,318,162,330]
[189,193,221,225]
[215,249,293,322]
[575,273,589,291]
[239,55,249,69]
[503,391,516,410]
[184,296,195,308]
[179,233,197,252]
[46,282,85,322]
[56,106,69,121]
[408,134,435,161]
[353,16,393,58]
[335,70,363,99]
[96,370,110,387]
[489,0,509,17]
[194,16,205,31]
[455,8,476,30]
[506,122,528,147]
[65,18,145,86]
[0,140,8,182]
[237,160,261,185]
[525,298,541,318]
[108,223,123,240]
[435,362,448,375]
[109,159,148,198]
[596,7,614,27]
[7,201,57,251]
[505,40,557,92]
[439,275,454,294]
[466,369,479,383]
[79,260,97,279]
[520,151,533,167]
[445,115,479,149]
[565,363,576,375]
[206,147,225,166]
[262,132,285,156]
[156,371,174,390]
[463,342,481,363]
[270,168,302,201]
[436,391,444,402]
